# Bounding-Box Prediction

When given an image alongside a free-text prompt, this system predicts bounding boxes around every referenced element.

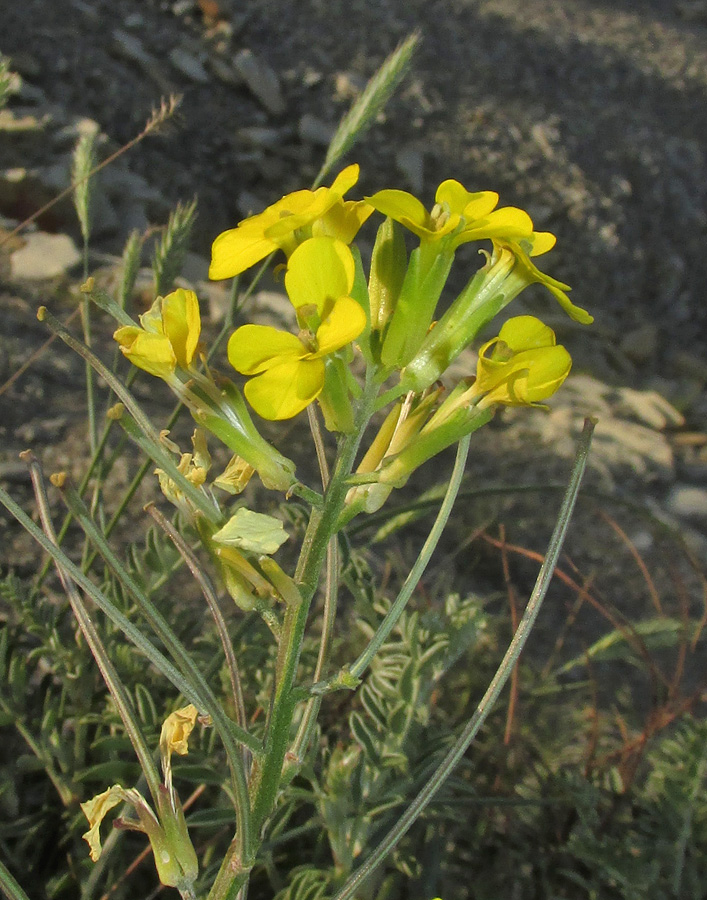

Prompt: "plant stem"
[349,432,471,681]
[249,377,378,836]
[331,417,596,900]
[22,452,162,805]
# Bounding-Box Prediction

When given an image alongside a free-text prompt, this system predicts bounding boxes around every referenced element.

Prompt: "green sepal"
[196,380,296,491]
[368,217,407,334]
[401,254,513,392]
[380,244,454,370]
[318,356,356,433]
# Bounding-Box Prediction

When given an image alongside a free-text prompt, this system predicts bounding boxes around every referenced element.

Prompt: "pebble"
[233,49,285,115]
[666,485,707,526]
[10,232,81,280]
[168,47,210,84]
[111,29,172,93]
[395,147,424,194]
[620,323,659,364]
[237,126,285,149]
[298,114,334,147]
[208,56,243,86]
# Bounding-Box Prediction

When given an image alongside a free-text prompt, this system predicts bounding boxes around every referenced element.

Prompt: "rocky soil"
[1,0,706,589]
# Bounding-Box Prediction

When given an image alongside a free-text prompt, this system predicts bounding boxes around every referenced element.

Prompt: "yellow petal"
[496,315,557,352]
[264,166,358,240]
[162,288,201,368]
[459,206,534,244]
[365,189,432,237]
[114,326,176,379]
[435,180,498,219]
[139,297,165,334]
[228,325,305,375]
[314,199,374,243]
[213,455,255,495]
[284,237,355,313]
[314,295,366,356]
[328,163,360,197]
[478,345,572,405]
[160,704,199,760]
[209,222,279,280]
[526,230,556,256]
[245,357,325,419]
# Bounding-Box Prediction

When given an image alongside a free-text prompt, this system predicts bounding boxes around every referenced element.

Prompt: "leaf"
[350,711,381,765]
[556,618,694,675]
[212,508,289,555]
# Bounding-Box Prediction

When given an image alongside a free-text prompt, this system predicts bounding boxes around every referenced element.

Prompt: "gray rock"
[208,56,244,86]
[666,485,707,525]
[169,47,210,84]
[10,231,81,280]
[620,323,659,364]
[237,126,285,149]
[395,147,424,194]
[111,29,172,93]
[298,114,334,147]
[233,49,285,116]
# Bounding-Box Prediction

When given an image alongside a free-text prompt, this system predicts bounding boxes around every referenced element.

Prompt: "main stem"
[209,377,379,900]
[250,376,379,835]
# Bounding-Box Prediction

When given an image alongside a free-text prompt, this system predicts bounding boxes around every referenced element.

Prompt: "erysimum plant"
[0,44,595,899]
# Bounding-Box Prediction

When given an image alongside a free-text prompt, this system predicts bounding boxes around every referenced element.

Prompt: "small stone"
[395,147,424,194]
[208,56,243,86]
[334,71,366,101]
[611,387,684,430]
[298,114,334,147]
[172,0,197,14]
[620,323,659,364]
[666,485,707,525]
[10,232,81,280]
[111,29,172,93]
[233,49,285,115]
[124,12,145,29]
[168,47,210,84]
[237,126,284,148]
[302,67,323,88]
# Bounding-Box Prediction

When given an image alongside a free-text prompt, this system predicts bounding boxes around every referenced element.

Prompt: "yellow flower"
[366,178,534,248]
[209,164,373,279]
[228,237,366,419]
[114,288,201,379]
[470,315,572,407]
[81,782,199,889]
[401,231,591,392]
[497,232,592,324]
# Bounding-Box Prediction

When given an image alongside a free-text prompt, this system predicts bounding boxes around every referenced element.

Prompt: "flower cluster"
[111,165,592,518]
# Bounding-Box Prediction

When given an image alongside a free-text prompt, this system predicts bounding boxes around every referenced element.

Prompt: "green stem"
[58,481,257,802]
[0,857,32,900]
[22,453,162,805]
[249,377,379,836]
[145,503,249,761]
[348,433,471,681]
[330,418,595,900]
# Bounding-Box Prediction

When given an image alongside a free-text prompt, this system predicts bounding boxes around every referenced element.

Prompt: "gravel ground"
[2,0,707,364]
[1,0,707,570]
